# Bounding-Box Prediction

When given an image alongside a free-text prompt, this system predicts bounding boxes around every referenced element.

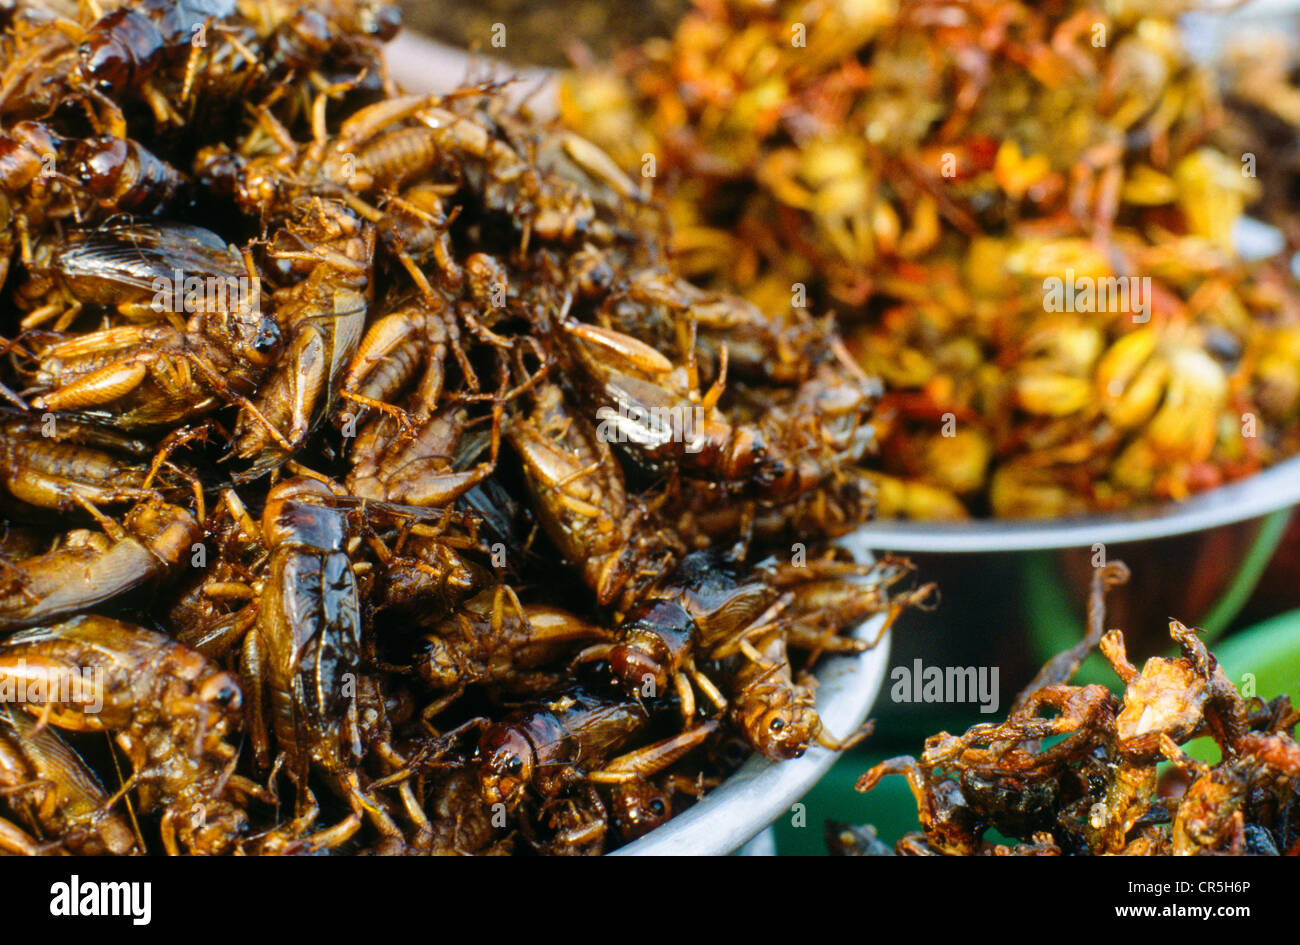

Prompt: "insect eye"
[504,756,523,776]
[200,675,241,709]
[252,322,280,352]
[649,799,666,816]
[769,717,786,733]
[365,5,402,40]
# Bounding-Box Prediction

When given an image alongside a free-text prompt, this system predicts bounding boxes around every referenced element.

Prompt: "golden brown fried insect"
[0,813,53,855]
[508,380,680,608]
[76,0,238,100]
[475,689,648,810]
[0,412,160,509]
[0,119,84,289]
[576,550,916,725]
[0,703,139,855]
[17,222,280,432]
[728,626,870,762]
[0,497,200,631]
[64,0,392,134]
[346,404,498,508]
[339,293,458,426]
[361,768,512,857]
[166,484,281,663]
[415,585,612,722]
[606,772,714,845]
[232,199,372,474]
[32,335,234,435]
[563,317,879,504]
[0,615,249,854]
[16,220,261,330]
[366,524,490,619]
[374,184,464,293]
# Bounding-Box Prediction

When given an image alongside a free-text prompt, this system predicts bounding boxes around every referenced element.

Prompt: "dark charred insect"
[667,468,879,549]
[476,688,718,813]
[475,689,650,809]
[72,136,187,215]
[579,550,922,725]
[76,0,238,96]
[242,476,362,773]
[125,1,393,141]
[241,476,402,837]
[16,219,269,337]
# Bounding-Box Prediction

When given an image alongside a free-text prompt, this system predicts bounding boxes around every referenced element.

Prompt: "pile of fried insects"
[0,0,932,855]
[561,0,1300,518]
[838,562,1300,855]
